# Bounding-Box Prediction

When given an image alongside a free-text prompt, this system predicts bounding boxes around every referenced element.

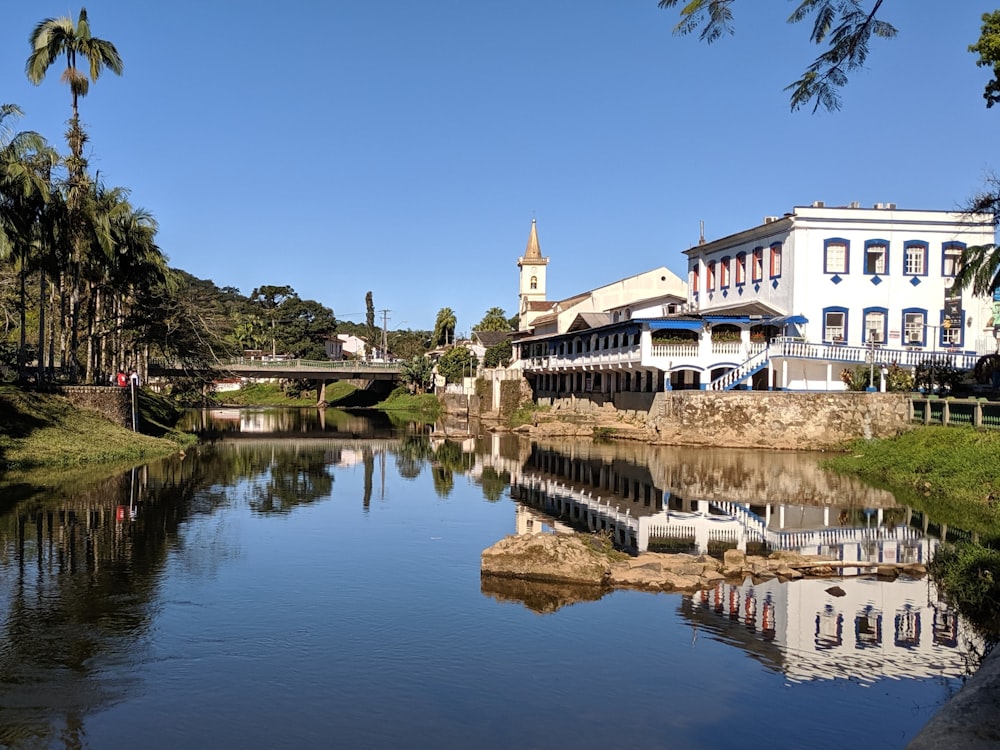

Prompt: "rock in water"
[481,533,613,586]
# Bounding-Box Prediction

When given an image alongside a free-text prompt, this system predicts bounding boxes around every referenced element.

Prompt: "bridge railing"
[151,357,401,372]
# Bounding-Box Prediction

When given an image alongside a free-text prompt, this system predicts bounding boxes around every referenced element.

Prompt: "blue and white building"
[515,204,998,394]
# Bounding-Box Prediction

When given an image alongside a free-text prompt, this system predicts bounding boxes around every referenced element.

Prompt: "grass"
[507,402,549,428]
[375,388,440,417]
[824,426,1000,535]
[213,381,356,406]
[0,385,193,470]
[929,542,1000,641]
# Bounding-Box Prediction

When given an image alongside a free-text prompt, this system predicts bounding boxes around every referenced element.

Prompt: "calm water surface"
[0,407,980,749]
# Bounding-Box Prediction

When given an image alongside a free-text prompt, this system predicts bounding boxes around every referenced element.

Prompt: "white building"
[516,204,997,394]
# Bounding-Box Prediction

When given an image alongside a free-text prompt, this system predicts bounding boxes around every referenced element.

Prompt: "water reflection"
[0,409,983,748]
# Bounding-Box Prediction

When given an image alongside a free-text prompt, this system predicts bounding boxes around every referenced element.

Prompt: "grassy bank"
[375,388,441,418]
[0,386,194,470]
[212,381,357,406]
[826,426,1000,639]
[824,427,1000,534]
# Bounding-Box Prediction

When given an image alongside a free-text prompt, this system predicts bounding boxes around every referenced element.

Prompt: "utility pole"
[381,309,390,362]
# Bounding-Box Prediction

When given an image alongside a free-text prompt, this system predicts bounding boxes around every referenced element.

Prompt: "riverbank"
[0,385,194,470]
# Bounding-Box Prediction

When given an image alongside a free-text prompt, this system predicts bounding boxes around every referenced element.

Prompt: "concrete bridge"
[149,357,403,403]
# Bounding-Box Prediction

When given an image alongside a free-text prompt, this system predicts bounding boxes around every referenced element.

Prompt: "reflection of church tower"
[517,219,549,331]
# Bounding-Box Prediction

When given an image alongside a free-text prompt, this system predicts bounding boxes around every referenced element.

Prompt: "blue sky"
[2,2,998,334]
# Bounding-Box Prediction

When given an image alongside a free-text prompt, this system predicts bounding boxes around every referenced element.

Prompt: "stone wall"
[652,391,911,450]
[57,385,133,428]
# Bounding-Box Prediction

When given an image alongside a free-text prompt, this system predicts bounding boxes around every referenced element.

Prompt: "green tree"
[475,306,512,332]
[657,0,897,112]
[970,10,1000,109]
[249,284,294,357]
[27,8,123,380]
[483,339,512,368]
[400,354,434,393]
[365,291,376,359]
[436,346,477,384]
[433,307,456,347]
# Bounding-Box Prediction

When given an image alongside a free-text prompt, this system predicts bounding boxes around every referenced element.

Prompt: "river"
[0,407,982,749]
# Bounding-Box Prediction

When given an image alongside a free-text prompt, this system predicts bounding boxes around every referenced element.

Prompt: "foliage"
[399,355,434,393]
[657,0,897,112]
[375,387,440,417]
[436,346,477,384]
[387,328,431,361]
[929,542,1000,640]
[483,339,512,368]
[475,307,513,332]
[593,426,617,441]
[913,357,963,394]
[839,363,912,392]
[211,381,355,406]
[969,10,1000,109]
[477,466,511,502]
[365,291,376,354]
[974,353,1000,385]
[824,427,1000,535]
[432,307,456,347]
[507,401,547,428]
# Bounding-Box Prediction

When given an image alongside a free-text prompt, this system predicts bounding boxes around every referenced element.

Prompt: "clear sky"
[2,2,997,334]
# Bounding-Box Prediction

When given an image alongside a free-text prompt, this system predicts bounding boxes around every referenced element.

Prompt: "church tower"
[517,219,549,330]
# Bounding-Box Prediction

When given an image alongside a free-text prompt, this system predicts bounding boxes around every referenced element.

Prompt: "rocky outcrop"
[481,533,927,593]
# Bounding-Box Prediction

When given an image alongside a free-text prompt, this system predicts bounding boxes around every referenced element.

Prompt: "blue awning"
[768,315,808,326]
[647,319,704,331]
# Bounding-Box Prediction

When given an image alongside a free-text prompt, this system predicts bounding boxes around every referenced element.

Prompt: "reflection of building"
[683,576,979,684]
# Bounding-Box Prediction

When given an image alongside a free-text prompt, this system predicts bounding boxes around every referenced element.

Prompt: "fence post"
[942,399,950,427]
[975,399,983,428]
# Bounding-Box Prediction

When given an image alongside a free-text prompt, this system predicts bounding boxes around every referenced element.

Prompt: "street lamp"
[866,329,878,392]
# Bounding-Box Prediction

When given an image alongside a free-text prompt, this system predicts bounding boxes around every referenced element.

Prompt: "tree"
[657,1,897,112]
[475,306,513,332]
[436,346,477,384]
[27,8,123,380]
[365,291,376,359]
[250,285,294,357]
[970,10,1000,109]
[433,307,456,347]
[483,339,512,368]
[400,354,434,393]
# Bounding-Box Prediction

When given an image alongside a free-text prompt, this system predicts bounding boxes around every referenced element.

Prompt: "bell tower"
[517,219,549,330]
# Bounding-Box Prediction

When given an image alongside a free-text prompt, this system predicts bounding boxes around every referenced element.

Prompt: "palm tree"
[27,8,123,380]
[954,180,1000,298]
[475,306,511,332]
[0,104,56,376]
[433,307,456,347]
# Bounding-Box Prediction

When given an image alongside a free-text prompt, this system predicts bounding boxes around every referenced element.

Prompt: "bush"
[929,542,1000,640]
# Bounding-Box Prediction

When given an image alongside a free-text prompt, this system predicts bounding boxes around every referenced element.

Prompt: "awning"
[647,319,705,331]
[767,315,808,326]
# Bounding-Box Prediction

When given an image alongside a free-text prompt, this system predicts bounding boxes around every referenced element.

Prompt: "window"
[707,261,716,290]
[720,256,731,288]
[863,309,886,343]
[769,243,782,278]
[942,318,961,346]
[530,275,537,290]
[691,263,700,294]
[942,242,964,277]
[904,241,928,276]
[735,253,747,285]
[904,310,926,346]
[864,240,888,275]
[823,307,848,342]
[824,239,849,274]
[752,247,763,282]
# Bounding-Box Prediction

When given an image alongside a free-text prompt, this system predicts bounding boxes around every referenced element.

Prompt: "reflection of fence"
[909,397,1000,429]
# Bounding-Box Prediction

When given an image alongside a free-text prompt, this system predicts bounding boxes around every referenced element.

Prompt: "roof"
[472,330,512,348]
[523,219,542,260]
[566,312,611,332]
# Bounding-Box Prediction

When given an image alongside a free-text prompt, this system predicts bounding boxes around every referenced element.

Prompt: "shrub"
[929,542,1000,640]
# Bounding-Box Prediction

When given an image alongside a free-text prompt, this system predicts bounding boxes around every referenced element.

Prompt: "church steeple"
[517,219,549,330]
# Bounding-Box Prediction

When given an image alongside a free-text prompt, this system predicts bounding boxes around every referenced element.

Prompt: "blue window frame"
[939,309,965,348]
[863,239,889,275]
[942,242,965,277]
[862,307,888,344]
[822,306,849,343]
[902,308,928,346]
[769,243,783,279]
[824,238,849,275]
[903,241,928,276]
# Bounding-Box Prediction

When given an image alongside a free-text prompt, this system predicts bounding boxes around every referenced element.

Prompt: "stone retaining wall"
[56,386,133,428]
[652,391,911,450]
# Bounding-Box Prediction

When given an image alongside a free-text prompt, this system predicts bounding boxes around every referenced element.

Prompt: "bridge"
[149,357,403,403]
